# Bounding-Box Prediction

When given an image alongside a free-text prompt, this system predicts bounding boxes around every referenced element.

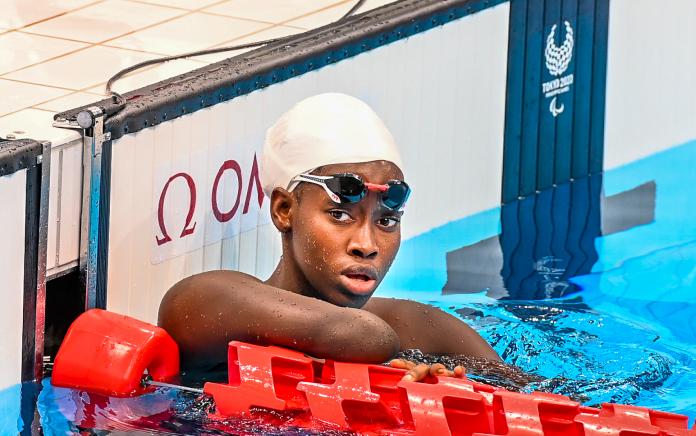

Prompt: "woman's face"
[286,160,405,308]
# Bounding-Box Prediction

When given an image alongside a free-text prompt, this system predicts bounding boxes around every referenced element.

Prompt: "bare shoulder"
[160,270,261,309]
[166,270,262,294]
[363,296,500,360]
[363,296,438,320]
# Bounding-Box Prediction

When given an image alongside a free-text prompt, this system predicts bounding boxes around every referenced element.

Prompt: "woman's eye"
[329,210,352,222]
[378,216,400,228]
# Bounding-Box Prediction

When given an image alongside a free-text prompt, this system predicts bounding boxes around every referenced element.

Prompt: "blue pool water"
[3,140,696,433]
[381,138,696,420]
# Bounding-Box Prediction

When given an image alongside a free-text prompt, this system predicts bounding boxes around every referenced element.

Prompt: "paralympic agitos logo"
[542,21,574,118]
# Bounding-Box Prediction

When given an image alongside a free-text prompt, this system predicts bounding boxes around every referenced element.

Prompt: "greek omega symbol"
[155,154,265,247]
[156,173,197,246]
[542,20,575,117]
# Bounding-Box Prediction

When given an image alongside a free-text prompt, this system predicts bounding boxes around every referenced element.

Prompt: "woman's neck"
[265,257,317,299]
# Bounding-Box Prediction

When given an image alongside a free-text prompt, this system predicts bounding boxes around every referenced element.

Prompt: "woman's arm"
[158,270,400,370]
[363,297,501,362]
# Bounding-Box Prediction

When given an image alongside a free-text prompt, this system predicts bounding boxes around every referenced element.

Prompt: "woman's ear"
[270,187,294,233]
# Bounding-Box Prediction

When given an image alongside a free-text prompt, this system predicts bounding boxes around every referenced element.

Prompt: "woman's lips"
[339,274,377,295]
[340,266,378,295]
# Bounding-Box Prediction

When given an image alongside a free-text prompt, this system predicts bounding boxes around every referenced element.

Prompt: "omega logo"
[155,154,265,246]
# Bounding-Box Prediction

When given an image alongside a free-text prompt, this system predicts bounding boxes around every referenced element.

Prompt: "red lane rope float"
[52,309,179,397]
[205,342,695,435]
[52,310,696,435]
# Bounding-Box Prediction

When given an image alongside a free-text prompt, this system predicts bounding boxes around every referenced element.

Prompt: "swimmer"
[158,93,501,381]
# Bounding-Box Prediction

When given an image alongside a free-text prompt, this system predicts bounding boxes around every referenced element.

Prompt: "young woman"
[158,93,500,381]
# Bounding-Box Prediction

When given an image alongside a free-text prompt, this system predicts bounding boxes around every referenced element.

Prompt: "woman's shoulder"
[177,270,263,290]
[364,296,429,315]
[160,270,264,311]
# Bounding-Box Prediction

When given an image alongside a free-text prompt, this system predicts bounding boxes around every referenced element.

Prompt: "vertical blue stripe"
[570,0,595,178]
[553,0,578,184]
[517,196,541,298]
[550,179,572,265]
[506,194,537,294]
[519,0,544,197]
[96,140,112,309]
[19,382,38,436]
[531,186,554,297]
[579,174,602,272]
[500,200,521,286]
[536,0,562,191]
[564,176,590,276]
[589,0,610,173]
[502,0,528,203]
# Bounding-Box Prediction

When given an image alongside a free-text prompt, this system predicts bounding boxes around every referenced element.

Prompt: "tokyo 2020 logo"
[542,20,575,117]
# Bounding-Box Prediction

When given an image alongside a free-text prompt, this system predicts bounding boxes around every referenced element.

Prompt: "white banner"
[150,129,269,264]
[604,0,696,169]
[0,170,27,389]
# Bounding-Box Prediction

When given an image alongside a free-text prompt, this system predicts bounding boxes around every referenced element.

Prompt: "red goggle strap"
[364,182,388,192]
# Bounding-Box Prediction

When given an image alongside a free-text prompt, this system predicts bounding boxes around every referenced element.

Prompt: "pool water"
[5,140,696,434]
[381,138,696,420]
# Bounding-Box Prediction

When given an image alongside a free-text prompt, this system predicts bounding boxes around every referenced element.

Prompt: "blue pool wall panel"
[502,0,610,203]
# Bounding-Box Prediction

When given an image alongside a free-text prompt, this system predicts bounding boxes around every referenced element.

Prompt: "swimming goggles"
[290,173,411,211]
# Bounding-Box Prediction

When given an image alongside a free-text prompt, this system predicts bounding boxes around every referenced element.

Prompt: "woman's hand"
[389,359,465,382]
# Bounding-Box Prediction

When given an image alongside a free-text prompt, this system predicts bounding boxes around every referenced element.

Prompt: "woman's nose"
[347,221,379,259]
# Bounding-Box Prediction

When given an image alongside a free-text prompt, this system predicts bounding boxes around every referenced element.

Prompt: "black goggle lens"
[326,175,365,202]
[382,182,411,210]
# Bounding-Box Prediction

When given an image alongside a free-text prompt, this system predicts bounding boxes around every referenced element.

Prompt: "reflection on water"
[444,174,656,300]
[36,380,356,435]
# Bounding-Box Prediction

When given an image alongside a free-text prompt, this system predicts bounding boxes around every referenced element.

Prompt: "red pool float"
[52,309,696,435]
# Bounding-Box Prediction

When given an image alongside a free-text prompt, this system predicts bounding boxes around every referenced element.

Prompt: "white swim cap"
[260,93,403,197]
